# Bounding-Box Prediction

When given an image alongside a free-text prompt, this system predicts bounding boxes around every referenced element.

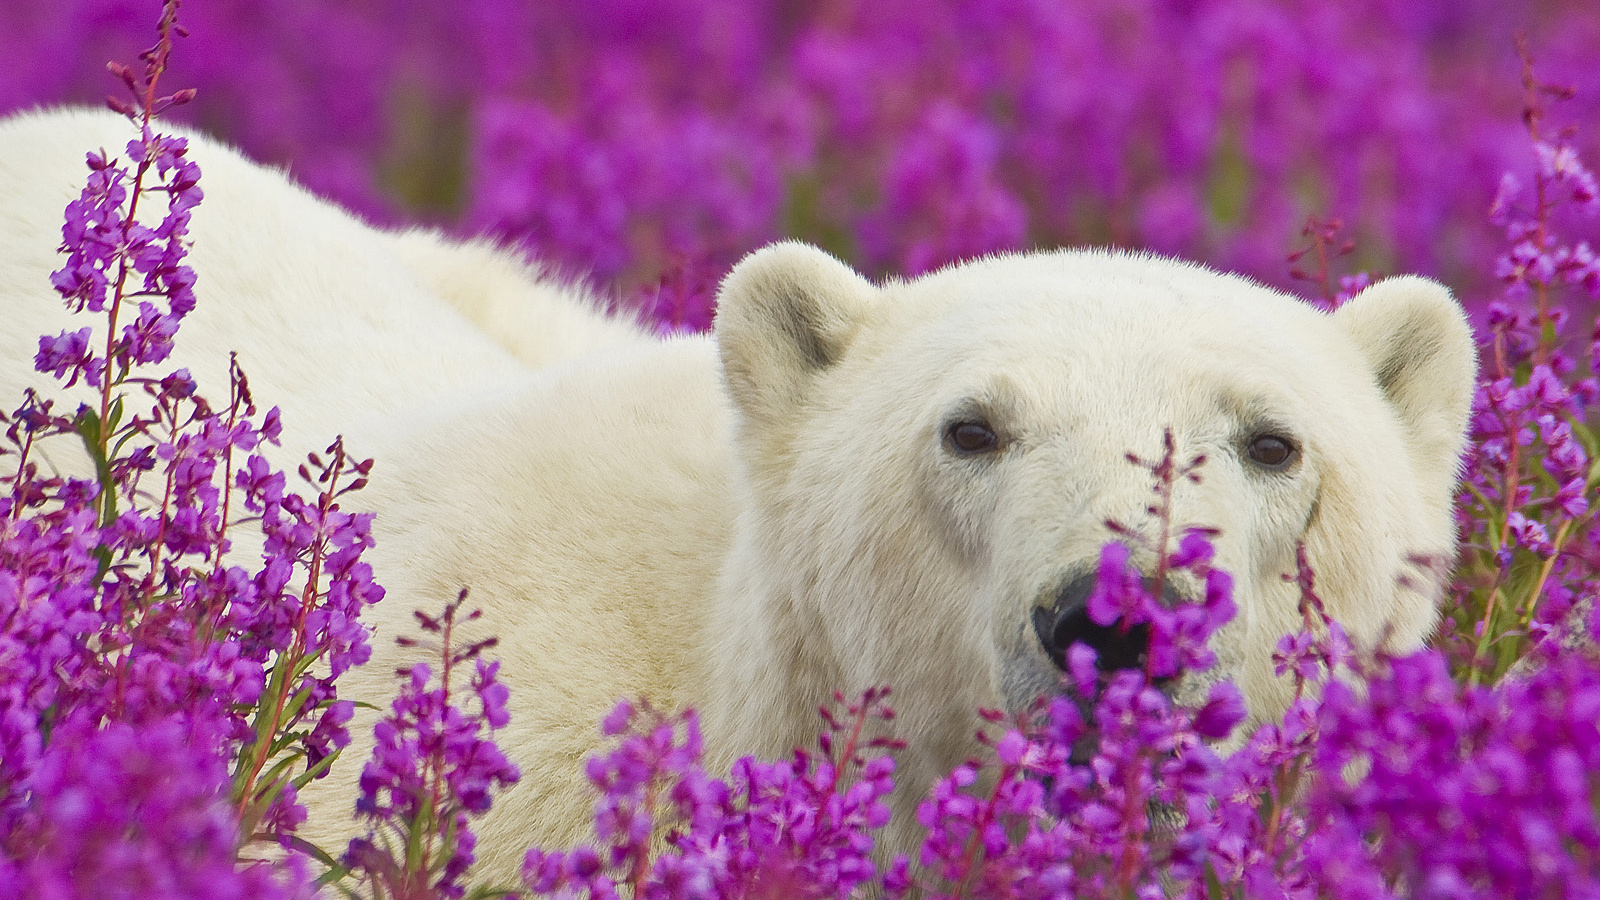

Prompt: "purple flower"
[10,3,1600,897]
[33,328,100,388]
[1274,632,1323,681]
[527,690,899,900]
[474,660,512,729]
[3,713,312,899]
[1192,682,1248,740]
[348,595,519,898]
[1304,649,1600,899]
[5,4,386,889]
[1085,541,1144,629]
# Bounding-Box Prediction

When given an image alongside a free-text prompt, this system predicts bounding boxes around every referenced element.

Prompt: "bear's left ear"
[715,242,877,434]
[1333,276,1478,503]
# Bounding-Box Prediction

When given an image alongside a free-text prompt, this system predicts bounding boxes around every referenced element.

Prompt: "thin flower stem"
[1498,437,1523,550]
[146,420,180,596]
[627,779,658,898]
[235,446,342,819]
[1469,581,1510,689]
[1521,516,1578,627]
[953,763,1017,899]
[1519,35,1556,364]
[830,699,870,790]
[1114,750,1149,888]
[6,416,38,523]
[418,602,459,888]
[212,362,243,573]
[95,154,150,528]
[1314,229,1333,302]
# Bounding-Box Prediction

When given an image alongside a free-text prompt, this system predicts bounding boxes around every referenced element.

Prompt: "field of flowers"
[5,1,1600,898]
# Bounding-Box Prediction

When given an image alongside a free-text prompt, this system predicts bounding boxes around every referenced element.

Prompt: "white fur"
[0,107,640,467]
[0,109,1477,888]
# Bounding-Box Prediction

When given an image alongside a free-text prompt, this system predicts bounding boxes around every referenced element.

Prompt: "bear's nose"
[1032,572,1181,675]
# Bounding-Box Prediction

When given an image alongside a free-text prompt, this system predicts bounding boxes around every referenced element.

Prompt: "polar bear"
[308,242,1474,886]
[0,108,1477,889]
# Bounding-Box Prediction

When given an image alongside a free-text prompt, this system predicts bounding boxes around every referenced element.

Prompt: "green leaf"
[281,681,317,729]
[105,395,124,436]
[289,644,330,681]
[320,875,363,898]
[253,755,306,803]
[74,406,101,447]
[234,658,291,789]
[1575,419,1599,454]
[290,747,341,791]
[404,792,437,879]
[91,544,113,585]
[1203,860,1229,899]
[268,728,311,757]
[273,832,353,887]
[72,406,117,527]
[111,428,142,458]
[463,886,524,900]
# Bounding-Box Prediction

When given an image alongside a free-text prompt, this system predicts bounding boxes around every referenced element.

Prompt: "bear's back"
[0,107,528,468]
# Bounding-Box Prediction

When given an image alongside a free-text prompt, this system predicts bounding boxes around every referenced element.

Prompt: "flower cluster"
[1448,45,1600,684]
[1288,216,1371,310]
[524,689,902,900]
[0,714,309,900]
[1192,553,1347,898]
[1092,432,1238,682]
[44,125,200,378]
[43,0,199,390]
[1297,648,1600,899]
[1,4,390,895]
[345,592,520,899]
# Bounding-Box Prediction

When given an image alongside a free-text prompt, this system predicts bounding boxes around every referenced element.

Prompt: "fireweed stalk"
[1258,48,1600,899]
[522,689,902,900]
[1287,216,1372,312]
[1,3,393,895]
[1449,42,1600,685]
[344,592,521,900]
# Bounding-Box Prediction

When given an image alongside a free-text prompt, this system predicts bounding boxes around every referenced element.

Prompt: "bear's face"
[715,243,1475,747]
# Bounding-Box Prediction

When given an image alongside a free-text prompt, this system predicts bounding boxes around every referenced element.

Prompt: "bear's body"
[0,108,644,464]
[0,108,1478,888]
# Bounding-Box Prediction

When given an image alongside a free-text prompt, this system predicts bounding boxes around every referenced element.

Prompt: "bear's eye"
[1246,434,1298,469]
[946,420,1000,454]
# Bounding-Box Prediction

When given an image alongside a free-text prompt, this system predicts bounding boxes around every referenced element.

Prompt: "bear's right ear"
[1333,275,1477,511]
[715,242,876,431]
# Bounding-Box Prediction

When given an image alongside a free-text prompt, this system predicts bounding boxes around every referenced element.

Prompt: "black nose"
[1032,573,1179,673]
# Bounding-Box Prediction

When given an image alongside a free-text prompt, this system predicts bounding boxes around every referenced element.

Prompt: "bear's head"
[711,241,1475,783]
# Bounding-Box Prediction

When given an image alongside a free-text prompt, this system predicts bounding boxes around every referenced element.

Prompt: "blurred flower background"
[7,0,1598,328]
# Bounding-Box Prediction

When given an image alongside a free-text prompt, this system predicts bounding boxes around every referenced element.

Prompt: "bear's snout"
[1033,573,1183,677]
